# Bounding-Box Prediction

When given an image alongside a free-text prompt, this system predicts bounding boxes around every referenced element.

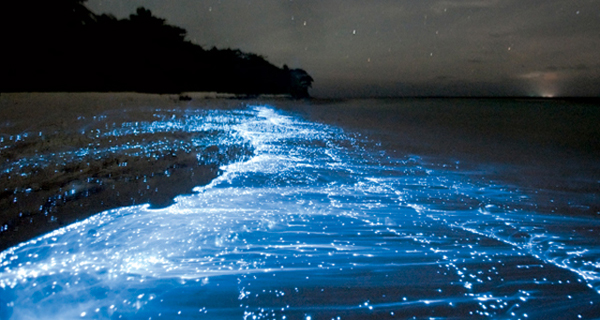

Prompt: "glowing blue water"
[1,106,599,319]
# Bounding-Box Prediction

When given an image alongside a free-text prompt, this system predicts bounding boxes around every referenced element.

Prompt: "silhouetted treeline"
[1,1,313,98]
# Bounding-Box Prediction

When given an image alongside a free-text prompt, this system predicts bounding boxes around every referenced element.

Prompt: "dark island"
[1,0,313,98]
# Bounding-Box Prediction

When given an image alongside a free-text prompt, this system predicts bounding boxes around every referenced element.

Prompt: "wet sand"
[1,93,258,251]
[1,93,599,251]
[2,94,600,320]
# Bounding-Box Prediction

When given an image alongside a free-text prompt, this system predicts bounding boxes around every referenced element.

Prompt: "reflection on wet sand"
[1,94,599,319]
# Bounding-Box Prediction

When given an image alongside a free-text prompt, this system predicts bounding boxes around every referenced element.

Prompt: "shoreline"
[1,92,258,251]
[279,98,600,218]
[2,93,599,251]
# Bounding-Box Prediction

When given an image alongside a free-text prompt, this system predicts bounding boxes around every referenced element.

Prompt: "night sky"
[87,0,600,98]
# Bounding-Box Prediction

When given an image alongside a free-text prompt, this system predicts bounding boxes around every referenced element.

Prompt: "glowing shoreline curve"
[1,105,599,319]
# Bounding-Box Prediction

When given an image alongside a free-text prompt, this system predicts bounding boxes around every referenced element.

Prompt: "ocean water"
[1,100,599,319]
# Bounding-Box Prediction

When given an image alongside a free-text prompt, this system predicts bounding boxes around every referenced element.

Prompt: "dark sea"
[1,94,599,319]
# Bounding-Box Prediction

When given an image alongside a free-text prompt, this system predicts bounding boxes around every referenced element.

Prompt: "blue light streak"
[1,105,599,319]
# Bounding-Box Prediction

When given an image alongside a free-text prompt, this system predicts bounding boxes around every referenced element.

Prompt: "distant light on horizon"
[541,92,555,98]
[537,84,559,98]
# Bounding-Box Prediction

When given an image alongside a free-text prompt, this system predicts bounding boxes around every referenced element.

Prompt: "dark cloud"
[86,0,600,97]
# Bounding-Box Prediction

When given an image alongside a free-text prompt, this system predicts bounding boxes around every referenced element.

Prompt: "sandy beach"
[1,93,260,250]
[2,93,599,251]
[1,93,599,319]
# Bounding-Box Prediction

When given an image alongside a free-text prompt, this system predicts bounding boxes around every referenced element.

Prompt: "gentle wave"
[1,105,599,319]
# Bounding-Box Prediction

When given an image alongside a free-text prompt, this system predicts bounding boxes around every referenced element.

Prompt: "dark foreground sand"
[1,93,599,251]
[0,93,259,251]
